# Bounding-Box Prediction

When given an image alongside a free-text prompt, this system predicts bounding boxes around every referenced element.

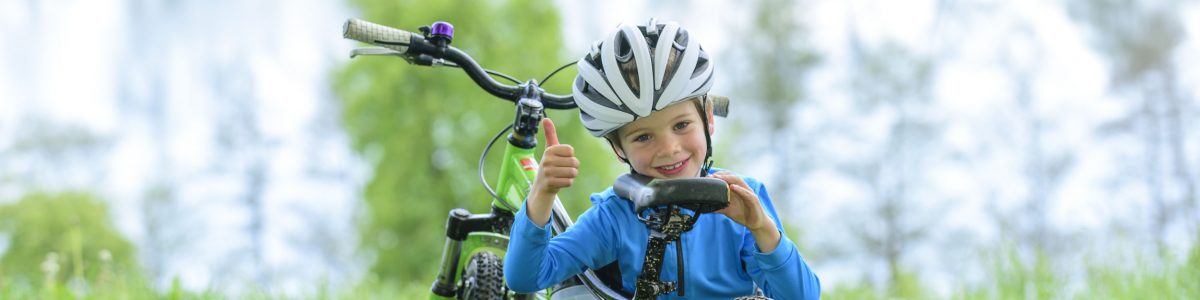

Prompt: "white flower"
[41,252,60,275]
[99,249,112,262]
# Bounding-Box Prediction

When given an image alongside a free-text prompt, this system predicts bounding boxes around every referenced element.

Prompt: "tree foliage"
[333,0,621,284]
[723,0,821,208]
[1067,0,1198,253]
[0,192,138,286]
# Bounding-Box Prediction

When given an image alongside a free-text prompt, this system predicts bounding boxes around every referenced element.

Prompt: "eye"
[632,134,650,143]
[673,121,691,131]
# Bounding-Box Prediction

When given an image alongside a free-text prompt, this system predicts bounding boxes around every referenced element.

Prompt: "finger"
[730,184,757,204]
[713,174,738,185]
[721,174,751,191]
[546,144,575,157]
[550,178,574,188]
[720,184,740,205]
[544,156,580,168]
[542,167,578,179]
[542,118,559,146]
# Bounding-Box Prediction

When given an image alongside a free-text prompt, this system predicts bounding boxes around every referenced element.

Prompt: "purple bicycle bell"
[430,21,454,41]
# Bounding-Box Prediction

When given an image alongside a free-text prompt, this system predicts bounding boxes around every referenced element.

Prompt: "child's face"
[611,99,714,179]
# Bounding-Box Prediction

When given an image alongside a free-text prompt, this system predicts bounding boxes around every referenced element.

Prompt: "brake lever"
[350,47,452,68]
[349,47,405,58]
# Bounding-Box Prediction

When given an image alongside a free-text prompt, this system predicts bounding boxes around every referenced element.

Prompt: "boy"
[505,18,820,299]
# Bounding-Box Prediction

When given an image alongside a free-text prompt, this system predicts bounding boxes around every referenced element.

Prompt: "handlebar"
[343,18,577,109]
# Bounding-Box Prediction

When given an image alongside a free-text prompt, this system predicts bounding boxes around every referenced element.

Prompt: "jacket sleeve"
[504,195,619,293]
[740,178,822,299]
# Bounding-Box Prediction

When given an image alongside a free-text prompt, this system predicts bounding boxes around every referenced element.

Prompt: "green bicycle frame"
[494,140,538,211]
[434,141,537,300]
[428,124,550,300]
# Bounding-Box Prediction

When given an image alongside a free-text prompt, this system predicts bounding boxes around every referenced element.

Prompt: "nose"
[655,134,681,159]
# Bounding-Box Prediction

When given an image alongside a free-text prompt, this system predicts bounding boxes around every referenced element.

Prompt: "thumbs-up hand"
[532,118,579,199]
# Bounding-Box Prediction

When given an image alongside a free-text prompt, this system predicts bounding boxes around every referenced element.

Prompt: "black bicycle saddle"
[612,173,730,214]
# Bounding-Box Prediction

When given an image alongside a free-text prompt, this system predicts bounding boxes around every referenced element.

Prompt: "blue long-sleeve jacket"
[505,170,820,299]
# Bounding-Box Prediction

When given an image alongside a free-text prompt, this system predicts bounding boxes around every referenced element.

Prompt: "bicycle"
[343,18,765,300]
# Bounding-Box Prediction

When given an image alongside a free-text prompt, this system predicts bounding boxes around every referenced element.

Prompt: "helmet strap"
[697,95,715,177]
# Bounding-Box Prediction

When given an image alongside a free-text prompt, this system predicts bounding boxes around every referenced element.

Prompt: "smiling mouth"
[655,158,688,175]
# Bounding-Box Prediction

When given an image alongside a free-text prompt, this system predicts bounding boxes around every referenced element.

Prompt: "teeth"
[662,162,683,170]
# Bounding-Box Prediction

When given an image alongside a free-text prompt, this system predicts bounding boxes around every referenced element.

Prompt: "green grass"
[5,239,1197,299]
[0,271,433,300]
[824,239,1200,300]
[1074,245,1200,299]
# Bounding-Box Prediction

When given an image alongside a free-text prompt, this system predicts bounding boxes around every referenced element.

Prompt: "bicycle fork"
[431,206,514,297]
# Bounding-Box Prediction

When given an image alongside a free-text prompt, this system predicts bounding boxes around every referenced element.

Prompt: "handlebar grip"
[343,18,416,54]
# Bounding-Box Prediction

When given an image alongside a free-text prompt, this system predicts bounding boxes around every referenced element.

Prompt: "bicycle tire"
[460,251,506,300]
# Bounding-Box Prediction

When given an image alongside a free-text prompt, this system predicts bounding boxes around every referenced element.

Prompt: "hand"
[713,171,782,252]
[713,171,773,232]
[531,118,579,199]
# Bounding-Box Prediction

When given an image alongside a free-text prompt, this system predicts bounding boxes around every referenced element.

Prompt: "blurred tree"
[136,180,189,288]
[0,192,139,286]
[118,0,275,288]
[334,0,620,285]
[723,0,821,215]
[119,0,361,289]
[208,58,273,288]
[843,24,940,295]
[118,0,192,288]
[983,14,1077,294]
[0,118,109,194]
[1066,0,1198,254]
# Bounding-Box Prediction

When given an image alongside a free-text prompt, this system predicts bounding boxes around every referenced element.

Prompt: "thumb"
[542,118,559,146]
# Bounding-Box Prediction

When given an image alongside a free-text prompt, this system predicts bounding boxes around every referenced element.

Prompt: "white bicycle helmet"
[573,18,715,137]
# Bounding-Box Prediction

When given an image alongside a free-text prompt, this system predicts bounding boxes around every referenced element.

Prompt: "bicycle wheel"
[460,251,506,300]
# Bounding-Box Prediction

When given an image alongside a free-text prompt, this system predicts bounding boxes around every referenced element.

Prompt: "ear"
[606,137,628,161]
[610,141,627,161]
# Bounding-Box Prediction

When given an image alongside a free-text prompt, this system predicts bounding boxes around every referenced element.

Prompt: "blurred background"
[1,0,1198,298]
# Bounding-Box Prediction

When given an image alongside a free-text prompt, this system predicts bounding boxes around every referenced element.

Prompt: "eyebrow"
[621,110,696,139]
[621,127,648,140]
